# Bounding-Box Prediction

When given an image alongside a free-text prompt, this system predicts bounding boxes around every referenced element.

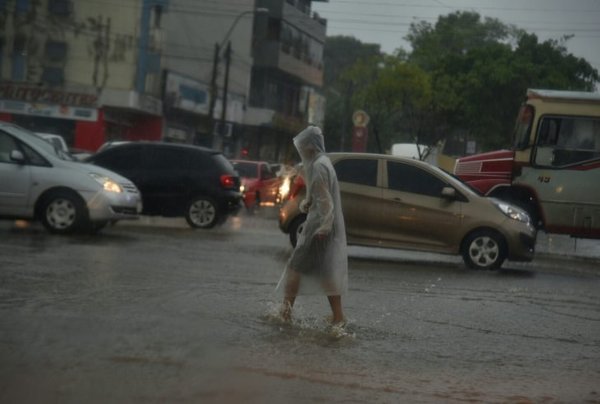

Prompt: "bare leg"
[281,271,301,321]
[327,295,344,324]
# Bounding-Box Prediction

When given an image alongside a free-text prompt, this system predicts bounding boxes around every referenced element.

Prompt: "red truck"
[230,160,282,211]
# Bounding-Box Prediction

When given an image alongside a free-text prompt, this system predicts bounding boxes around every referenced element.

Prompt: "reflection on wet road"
[1,210,599,403]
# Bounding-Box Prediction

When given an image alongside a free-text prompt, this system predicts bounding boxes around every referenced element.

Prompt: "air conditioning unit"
[213,122,234,138]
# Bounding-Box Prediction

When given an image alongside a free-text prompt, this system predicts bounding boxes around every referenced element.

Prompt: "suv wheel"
[461,229,507,270]
[40,191,88,234]
[186,196,219,229]
[288,214,307,247]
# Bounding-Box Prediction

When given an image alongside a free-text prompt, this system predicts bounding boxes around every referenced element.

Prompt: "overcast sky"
[313,0,600,75]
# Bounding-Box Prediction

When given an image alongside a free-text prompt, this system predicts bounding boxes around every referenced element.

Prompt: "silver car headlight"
[89,173,123,193]
[494,201,530,223]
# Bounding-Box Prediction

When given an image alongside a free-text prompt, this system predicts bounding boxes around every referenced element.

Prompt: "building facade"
[162,0,327,162]
[160,0,255,155]
[247,0,327,162]
[0,0,166,151]
[0,0,326,160]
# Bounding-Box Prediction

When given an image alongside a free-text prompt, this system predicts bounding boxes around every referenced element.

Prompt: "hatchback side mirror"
[10,150,25,164]
[441,186,456,199]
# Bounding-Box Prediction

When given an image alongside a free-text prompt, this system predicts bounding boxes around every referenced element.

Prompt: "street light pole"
[207,8,269,150]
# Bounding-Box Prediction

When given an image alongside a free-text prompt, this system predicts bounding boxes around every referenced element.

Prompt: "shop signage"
[138,94,162,116]
[0,83,98,107]
[0,100,98,121]
[165,71,208,114]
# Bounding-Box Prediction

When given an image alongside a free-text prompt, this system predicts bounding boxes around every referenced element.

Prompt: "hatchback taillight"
[220,174,236,189]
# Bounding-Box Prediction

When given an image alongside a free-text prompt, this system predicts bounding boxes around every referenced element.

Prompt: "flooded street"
[1,210,599,403]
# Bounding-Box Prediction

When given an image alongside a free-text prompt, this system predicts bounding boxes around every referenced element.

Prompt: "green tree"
[323,36,381,88]
[322,37,382,152]
[347,56,432,152]
[406,11,599,150]
[407,11,511,71]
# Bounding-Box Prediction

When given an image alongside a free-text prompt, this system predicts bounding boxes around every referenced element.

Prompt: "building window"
[152,5,163,28]
[12,34,27,56]
[48,0,73,16]
[41,67,65,86]
[267,18,281,41]
[45,41,68,62]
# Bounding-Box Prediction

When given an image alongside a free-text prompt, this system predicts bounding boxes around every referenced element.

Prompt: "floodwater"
[1,210,599,403]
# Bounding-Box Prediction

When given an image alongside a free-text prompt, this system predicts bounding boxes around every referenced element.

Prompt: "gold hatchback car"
[279,153,537,270]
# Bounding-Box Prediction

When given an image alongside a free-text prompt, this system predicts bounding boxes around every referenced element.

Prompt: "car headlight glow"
[279,177,291,200]
[494,201,530,223]
[89,173,122,193]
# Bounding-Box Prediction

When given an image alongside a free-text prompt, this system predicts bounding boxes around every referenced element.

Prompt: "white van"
[36,133,69,153]
[0,122,142,234]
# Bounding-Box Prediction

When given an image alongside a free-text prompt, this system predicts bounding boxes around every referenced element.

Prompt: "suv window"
[334,158,378,187]
[188,150,213,171]
[146,147,187,170]
[94,146,142,170]
[387,161,447,197]
[534,116,600,166]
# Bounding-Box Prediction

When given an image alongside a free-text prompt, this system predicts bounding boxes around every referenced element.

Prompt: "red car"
[231,160,283,210]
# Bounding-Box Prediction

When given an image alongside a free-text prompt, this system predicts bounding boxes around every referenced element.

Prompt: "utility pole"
[208,42,220,147]
[219,41,232,150]
[205,8,269,150]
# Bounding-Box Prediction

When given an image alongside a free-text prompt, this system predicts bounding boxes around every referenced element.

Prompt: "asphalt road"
[1,211,599,403]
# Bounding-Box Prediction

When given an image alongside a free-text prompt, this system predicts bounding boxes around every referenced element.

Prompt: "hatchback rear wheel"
[461,229,507,270]
[186,196,219,229]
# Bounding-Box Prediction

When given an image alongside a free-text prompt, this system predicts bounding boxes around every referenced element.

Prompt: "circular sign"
[352,110,370,127]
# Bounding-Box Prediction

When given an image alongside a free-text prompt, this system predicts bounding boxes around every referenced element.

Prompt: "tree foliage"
[343,56,432,151]
[407,11,599,150]
[322,11,599,154]
[322,36,382,151]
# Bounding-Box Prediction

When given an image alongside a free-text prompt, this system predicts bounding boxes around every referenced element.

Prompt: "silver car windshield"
[3,124,76,161]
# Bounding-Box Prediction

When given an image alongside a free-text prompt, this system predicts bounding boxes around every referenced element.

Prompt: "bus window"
[513,105,534,150]
[535,116,600,166]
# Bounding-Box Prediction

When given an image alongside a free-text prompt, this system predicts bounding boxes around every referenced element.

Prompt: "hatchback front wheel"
[185,197,219,229]
[461,229,507,270]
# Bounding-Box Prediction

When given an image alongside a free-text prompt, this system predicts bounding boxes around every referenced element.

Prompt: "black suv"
[87,142,241,228]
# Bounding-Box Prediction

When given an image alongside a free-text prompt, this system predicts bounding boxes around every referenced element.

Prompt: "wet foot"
[280,305,292,323]
[325,315,346,327]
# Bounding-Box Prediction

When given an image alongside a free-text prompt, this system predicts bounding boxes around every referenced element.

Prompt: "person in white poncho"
[277,126,348,325]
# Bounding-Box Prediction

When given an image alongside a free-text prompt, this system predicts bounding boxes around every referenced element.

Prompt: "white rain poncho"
[277,126,348,296]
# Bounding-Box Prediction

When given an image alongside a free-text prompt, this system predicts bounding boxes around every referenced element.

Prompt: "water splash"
[261,301,356,343]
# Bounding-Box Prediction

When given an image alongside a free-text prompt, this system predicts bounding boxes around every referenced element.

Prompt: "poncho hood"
[293,126,326,166]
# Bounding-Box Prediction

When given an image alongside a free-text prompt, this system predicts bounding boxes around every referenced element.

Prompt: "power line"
[327,24,600,39]
[316,0,600,13]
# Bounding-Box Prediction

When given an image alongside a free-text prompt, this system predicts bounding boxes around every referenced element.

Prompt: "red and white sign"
[351,110,370,152]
